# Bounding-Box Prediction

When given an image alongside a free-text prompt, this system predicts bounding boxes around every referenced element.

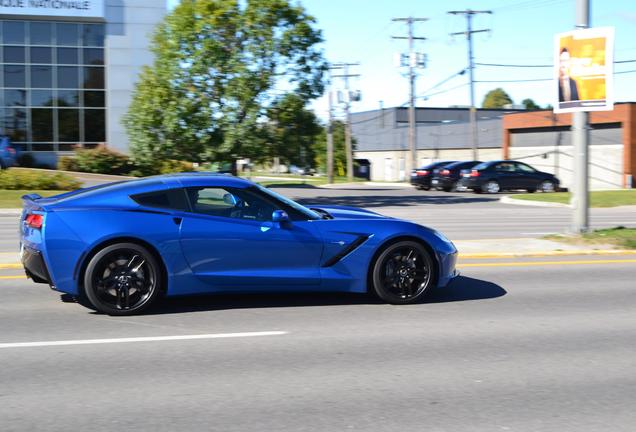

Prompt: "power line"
[475,78,552,83]
[419,69,466,96]
[420,82,469,99]
[476,59,636,68]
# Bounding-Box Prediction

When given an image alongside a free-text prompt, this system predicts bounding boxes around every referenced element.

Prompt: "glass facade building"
[0,1,166,167]
[1,20,106,152]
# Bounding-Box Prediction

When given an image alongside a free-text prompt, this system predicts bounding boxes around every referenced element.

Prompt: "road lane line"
[458,259,636,268]
[0,331,288,349]
[0,263,22,269]
[0,275,25,280]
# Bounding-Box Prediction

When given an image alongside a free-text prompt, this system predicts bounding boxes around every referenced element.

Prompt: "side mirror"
[223,193,241,207]
[272,210,290,223]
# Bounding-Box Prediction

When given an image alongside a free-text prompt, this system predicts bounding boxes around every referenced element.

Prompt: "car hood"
[305,204,389,220]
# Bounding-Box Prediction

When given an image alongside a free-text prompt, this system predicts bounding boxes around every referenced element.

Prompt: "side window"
[515,163,536,173]
[494,163,515,172]
[186,187,279,222]
[131,189,189,211]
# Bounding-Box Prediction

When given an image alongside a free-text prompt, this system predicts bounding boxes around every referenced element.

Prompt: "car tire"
[371,240,435,305]
[526,188,536,193]
[420,185,430,191]
[484,180,500,194]
[539,180,556,193]
[83,242,163,316]
[443,182,456,192]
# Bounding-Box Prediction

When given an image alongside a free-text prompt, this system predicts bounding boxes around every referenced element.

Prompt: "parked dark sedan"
[459,160,559,194]
[410,161,456,190]
[431,160,482,192]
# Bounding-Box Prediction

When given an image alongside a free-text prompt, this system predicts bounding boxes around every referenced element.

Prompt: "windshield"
[253,184,321,220]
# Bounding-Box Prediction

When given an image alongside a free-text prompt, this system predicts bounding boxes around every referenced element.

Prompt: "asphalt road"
[2,183,635,431]
[1,257,635,431]
[1,185,635,251]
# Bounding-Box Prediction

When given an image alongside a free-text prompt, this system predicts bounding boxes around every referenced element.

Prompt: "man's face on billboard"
[559,50,571,78]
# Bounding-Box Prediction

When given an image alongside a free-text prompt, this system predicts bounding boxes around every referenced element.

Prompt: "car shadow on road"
[143,276,505,315]
[424,276,507,303]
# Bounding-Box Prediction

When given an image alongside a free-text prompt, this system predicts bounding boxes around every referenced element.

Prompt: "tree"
[265,93,322,168]
[521,98,541,110]
[124,0,327,172]
[482,88,513,109]
[313,120,354,176]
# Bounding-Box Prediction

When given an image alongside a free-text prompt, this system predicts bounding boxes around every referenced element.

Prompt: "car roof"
[45,173,255,207]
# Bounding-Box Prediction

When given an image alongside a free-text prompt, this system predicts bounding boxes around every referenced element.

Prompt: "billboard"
[554,27,614,113]
[0,0,104,19]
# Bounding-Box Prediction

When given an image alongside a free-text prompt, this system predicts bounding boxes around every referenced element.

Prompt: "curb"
[458,249,636,259]
[500,195,571,208]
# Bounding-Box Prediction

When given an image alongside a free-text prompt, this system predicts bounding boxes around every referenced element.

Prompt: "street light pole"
[571,0,590,233]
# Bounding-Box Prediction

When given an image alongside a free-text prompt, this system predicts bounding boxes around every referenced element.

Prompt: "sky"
[166,0,636,120]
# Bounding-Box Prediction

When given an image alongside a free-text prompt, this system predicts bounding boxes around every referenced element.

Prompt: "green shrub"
[58,156,79,171]
[159,159,195,174]
[74,145,132,175]
[0,169,82,190]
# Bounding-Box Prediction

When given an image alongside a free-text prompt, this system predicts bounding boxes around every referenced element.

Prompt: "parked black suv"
[459,160,560,194]
[410,161,456,190]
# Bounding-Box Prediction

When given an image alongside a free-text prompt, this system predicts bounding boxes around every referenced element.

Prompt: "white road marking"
[0,331,288,349]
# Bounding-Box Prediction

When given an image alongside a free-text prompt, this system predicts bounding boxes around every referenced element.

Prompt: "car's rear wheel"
[443,181,456,192]
[371,241,435,304]
[83,243,163,315]
[484,180,500,194]
[539,180,556,193]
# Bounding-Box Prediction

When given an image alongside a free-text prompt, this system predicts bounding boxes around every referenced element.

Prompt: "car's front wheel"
[539,180,556,193]
[83,243,163,315]
[371,241,435,304]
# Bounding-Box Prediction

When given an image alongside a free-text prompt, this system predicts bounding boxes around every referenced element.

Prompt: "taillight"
[416,170,429,176]
[441,169,450,176]
[470,170,480,177]
[25,214,43,229]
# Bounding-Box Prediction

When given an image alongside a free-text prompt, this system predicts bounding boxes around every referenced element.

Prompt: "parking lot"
[1,184,636,431]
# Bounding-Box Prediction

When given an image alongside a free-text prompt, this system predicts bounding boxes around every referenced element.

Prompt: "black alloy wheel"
[83,243,162,315]
[372,241,435,304]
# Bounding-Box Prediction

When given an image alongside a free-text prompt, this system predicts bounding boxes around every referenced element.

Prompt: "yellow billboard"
[554,27,614,113]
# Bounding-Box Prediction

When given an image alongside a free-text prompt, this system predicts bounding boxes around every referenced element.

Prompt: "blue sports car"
[20,173,458,315]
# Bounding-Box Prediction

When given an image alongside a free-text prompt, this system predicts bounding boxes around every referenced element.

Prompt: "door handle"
[173,217,182,226]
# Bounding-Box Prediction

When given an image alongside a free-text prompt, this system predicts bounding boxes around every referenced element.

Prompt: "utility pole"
[331,62,360,182]
[326,88,334,184]
[392,17,427,176]
[572,0,590,233]
[448,9,491,161]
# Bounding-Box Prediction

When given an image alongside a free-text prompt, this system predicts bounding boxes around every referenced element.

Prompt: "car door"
[493,162,517,189]
[178,186,324,290]
[513,162,541,189]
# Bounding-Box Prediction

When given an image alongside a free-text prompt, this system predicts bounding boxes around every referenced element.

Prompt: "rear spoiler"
[22,193,46,213]
[22,193,43,202]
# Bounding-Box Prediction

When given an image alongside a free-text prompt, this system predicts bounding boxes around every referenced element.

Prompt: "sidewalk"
[454,237,635,258]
